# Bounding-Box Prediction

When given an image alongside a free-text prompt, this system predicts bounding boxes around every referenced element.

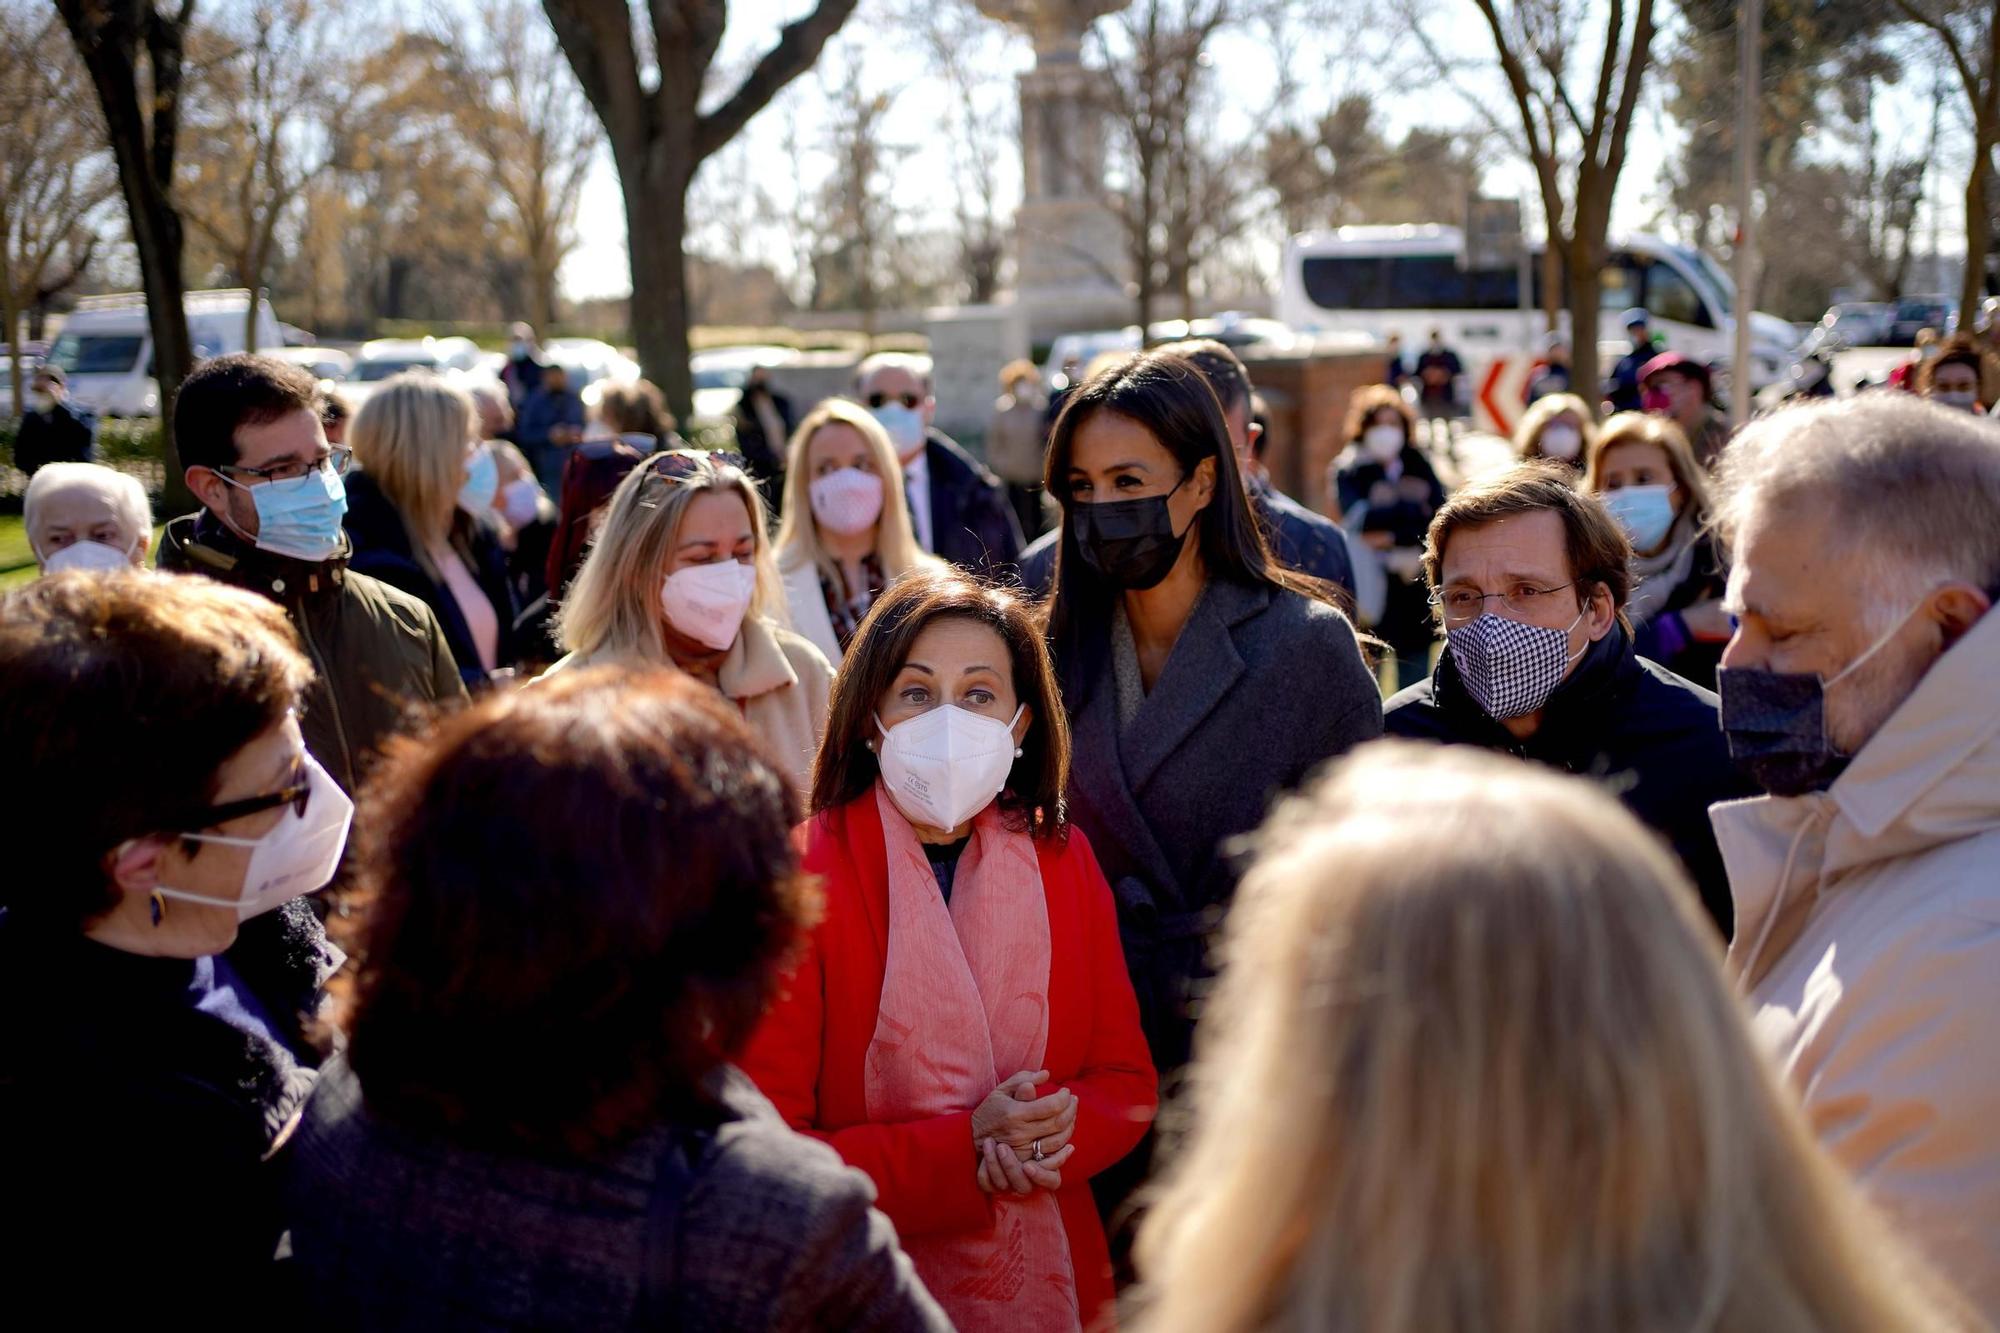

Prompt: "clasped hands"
[970,1069,1078,1197]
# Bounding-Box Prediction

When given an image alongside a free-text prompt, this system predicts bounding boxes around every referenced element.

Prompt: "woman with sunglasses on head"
[547,449,833,800]
[343,372,523,688]
[739,568,1157,1333]
[0,572,353,1322]
[1041,349,1382,1223]
[774,398,940,667]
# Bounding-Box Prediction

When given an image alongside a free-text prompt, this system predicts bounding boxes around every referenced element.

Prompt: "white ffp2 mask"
[154,754,353,923]
[42,539,137,575]
[660,560,758,652]
[876,704,1024,831]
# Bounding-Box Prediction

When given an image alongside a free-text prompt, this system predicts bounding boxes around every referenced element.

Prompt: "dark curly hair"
[345,666,819,1152]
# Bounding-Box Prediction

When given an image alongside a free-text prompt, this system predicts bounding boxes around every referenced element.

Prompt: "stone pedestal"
[978,1,1131,342]
[926,302,1031,447]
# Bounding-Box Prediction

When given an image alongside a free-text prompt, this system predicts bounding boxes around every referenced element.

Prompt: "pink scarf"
[864,786,1081,1332]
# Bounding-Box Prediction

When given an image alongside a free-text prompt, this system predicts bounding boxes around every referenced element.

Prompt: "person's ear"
[186,466,230,514]
[1190,455,1218,507]
[106,837,164,900]
[1010,703,1033,750]
[1932,583,1992,649]
[1587,583,1617,641]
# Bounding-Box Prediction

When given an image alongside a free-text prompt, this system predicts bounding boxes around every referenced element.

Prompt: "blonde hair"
[1585,411,1713,519]
[1515,392,1598,462]
[556,451,781,661]
[773,398,927,582]
[1131,743,1970,1333]
[349,372,475,543]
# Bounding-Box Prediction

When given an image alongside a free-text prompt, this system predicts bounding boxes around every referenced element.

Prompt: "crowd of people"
[5,319,1999,1333]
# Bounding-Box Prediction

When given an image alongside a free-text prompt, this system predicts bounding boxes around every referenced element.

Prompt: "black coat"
[340,472,522,687]
[13,402,96,474]
[1383,622,1755,935]
[1,900,338,1321]
[919,430,1024,577]
[732,386,795,486]
[1333,445,1446,657]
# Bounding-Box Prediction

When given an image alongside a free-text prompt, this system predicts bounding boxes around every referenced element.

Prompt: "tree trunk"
[1566,236,1603,414]
[624,146,695,425]
[1963,140,1993,330]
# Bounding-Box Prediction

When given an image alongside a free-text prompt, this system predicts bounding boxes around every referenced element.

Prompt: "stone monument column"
[976,1,1132,340]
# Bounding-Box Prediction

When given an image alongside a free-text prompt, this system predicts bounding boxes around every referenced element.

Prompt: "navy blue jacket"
[917,429,1023,577]
[1384,623,1754,935]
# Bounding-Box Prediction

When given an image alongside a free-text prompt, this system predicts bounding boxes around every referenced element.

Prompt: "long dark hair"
[810,568,1070,839]
[1041,348,1330,701]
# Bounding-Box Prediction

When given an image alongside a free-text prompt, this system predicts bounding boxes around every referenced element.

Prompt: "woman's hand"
[975,1139,1076,1195]
[971,1070,1077,1155]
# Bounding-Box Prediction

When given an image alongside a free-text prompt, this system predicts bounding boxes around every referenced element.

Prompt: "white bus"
[1276,225,1800,434]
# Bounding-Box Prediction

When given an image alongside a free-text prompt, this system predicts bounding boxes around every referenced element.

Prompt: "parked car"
[690,344,800,426]
[1146,312,1302,352]
[1889,295,1954,346]
[1041,327,1144,390]
[263,345,354,383]
[542,336,641,410]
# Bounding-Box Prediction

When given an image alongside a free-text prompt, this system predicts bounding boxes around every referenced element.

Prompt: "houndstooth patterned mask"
[1447,611,1587,720]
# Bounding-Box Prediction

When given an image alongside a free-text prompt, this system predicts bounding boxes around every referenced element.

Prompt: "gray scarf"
[1626,509,1701,625]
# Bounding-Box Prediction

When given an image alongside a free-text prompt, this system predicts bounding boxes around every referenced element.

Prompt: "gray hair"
[1715,394,2000,621]
[24,463,153,558]
[854,351,934,394]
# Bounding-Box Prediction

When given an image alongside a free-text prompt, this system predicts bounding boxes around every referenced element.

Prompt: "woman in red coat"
[741,568,1157,1332]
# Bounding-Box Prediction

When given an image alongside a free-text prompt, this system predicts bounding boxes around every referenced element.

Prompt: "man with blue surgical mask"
[1384,463,1752,932]
[157,354,467,795]
[854,352,1021,577]
[1709,395,2000,1322]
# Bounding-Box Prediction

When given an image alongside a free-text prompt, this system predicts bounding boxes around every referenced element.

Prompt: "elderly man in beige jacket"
[1709,393,2000,1321]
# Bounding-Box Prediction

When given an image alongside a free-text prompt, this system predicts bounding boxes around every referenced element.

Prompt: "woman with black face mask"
[1041,349,1383,1243]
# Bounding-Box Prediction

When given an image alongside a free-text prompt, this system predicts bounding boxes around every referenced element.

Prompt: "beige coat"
[542,614,833,804]
[1711,608,2000,1321]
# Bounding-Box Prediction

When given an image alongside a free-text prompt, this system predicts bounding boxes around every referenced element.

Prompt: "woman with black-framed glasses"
[544,449,834,801]
[0,571,352,1322]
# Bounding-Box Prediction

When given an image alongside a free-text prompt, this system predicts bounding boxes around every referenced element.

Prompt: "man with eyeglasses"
[854,352,1022,577]
[1381,462,1750,932]
[157,353,468,796]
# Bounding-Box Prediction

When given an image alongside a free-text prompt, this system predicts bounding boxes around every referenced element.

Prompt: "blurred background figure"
[1525,331,1572,402]
[13,363,97,476]
[550,449,831,800]
[1331,384,1446,689]
[1604,309,1656,414]
[732,361,796,497]
[742,571,1156,1333]
[1413,326,1464,447]
[320,389,354,448]
[593,377,676,453]
[1916,332,1992,413]
[25,461,152,574]
[987,357,1053,540]
[1131,743,1972,1333]
[1888,326,1941,391]
[774,399,936,668]
[286,669,950,1331]
[856,352,1022,577]
[1585,413,1730,687]
[344,372,522,689]
[516,361,586,498]
[497,320,544,412]
[1511,391,1595,472]
[2,573,350,1323]
[1381,331,1408,390]
[466,382,513,447]
[1640,352,1731,467]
